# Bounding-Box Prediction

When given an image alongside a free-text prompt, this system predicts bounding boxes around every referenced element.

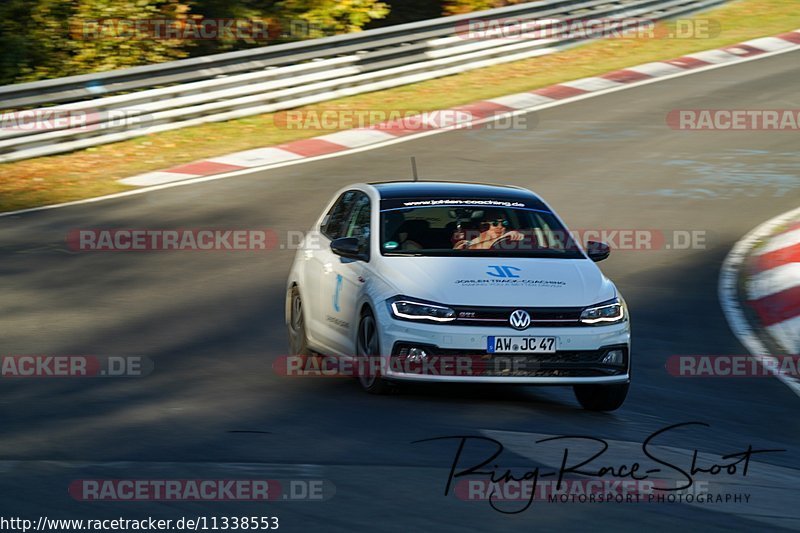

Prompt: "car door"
[336,194,372,355]
[328,193,372,356]
[305,190,360,353]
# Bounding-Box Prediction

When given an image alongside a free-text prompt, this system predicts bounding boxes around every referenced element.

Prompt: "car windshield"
[380,198,585,258]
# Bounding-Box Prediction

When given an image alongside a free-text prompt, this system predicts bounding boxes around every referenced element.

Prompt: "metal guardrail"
[0,0,726,163]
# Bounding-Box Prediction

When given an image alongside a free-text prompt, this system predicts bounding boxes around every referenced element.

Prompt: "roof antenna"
[410,156,419,182]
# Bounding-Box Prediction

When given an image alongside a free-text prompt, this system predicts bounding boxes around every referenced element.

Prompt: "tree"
[269,0,390,38]
[1,0,193,84]
[443,0,528,15]
[0,0,391,84]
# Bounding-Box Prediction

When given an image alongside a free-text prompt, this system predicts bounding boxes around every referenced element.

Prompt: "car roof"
[368,181,551,211]
[370,181,538,200]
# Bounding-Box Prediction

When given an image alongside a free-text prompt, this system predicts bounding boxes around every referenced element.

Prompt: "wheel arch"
[359,301,374,318]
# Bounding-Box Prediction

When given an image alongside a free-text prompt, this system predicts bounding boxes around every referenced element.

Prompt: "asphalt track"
[1,50,799,532]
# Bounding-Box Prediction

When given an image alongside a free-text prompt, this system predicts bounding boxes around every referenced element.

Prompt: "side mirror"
[586,240,611,262]
[331,237,366,261]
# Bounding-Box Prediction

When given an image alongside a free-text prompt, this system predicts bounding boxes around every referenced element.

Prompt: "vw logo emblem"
[509,309,531,330]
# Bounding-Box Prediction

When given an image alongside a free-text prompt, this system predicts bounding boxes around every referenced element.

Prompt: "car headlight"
[388,297,456,323]
[580,297,626,325]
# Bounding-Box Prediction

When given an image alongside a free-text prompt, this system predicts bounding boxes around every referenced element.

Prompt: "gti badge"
[509,309,531,330]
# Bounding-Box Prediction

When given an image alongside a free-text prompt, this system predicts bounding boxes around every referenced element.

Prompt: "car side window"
[345,194,371,259]
[321,191,359,240]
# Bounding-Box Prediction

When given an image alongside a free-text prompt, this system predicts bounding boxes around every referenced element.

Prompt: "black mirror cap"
[586,240,611,262]
[330,237,366,260]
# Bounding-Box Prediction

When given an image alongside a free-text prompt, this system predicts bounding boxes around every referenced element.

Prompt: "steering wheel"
[490,233,515,249]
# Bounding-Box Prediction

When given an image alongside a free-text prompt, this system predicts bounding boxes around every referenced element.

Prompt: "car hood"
[373,256,616,307]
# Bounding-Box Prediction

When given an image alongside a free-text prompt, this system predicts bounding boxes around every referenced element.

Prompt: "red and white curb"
[720,207,800,398]
[120,30,800,187]
[746,221,800,354]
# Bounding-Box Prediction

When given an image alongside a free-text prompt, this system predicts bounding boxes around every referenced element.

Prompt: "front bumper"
[375,303,631,384]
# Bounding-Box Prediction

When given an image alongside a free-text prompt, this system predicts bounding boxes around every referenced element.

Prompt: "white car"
[286,181,630,411]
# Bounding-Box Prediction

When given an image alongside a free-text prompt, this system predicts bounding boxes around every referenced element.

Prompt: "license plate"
[487,336,557,354]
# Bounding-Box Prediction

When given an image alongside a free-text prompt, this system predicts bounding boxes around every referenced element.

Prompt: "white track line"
[1,45,799,219]
[719,206,800,399]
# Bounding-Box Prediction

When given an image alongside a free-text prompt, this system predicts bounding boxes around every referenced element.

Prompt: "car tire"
[356,308,394,395]
[288,286,311,359]
[573,382,629,411]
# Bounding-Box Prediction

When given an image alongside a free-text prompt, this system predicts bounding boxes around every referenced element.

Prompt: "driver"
[453,210,524,250]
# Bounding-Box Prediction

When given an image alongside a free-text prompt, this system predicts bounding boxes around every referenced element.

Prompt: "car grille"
[451,306,583,327]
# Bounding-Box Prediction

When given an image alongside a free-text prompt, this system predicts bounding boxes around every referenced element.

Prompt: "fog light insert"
[602,349,624,365]
[406,347,429,364]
